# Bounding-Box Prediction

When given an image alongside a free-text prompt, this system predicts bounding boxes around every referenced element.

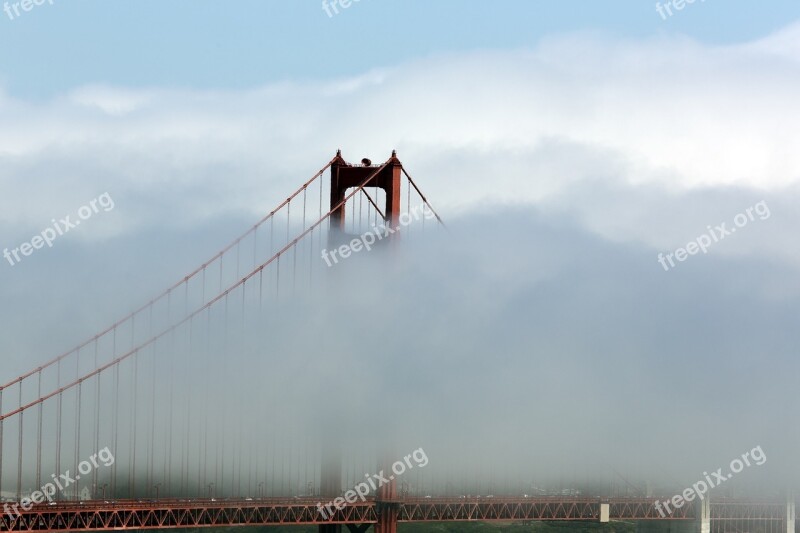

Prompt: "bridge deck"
[1,496,792,531]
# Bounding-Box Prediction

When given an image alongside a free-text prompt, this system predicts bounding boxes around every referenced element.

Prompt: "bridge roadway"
[2,495,792,532]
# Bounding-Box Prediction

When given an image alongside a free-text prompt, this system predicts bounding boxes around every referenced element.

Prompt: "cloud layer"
[1,23,799,495]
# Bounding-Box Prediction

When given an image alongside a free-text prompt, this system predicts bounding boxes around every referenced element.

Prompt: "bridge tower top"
[329,150,403,232]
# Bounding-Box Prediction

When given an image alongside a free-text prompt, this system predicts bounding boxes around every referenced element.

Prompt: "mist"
[1,20,799,501]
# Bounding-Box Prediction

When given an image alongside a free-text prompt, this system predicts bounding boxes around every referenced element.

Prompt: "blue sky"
[1,0,800,98]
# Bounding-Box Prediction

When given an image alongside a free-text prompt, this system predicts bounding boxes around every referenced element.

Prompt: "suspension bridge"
[0,151,795,533]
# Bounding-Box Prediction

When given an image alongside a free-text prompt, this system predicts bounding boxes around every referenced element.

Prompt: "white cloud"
[0,24,799,257]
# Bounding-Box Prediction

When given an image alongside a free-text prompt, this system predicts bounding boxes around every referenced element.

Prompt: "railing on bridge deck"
[0,496,794,532]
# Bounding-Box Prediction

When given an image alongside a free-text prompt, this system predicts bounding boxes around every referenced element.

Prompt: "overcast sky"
[1,1,799,497]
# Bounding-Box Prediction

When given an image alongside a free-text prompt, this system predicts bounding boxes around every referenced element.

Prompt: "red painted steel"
[330,150,403,232]
[1,497,792,531]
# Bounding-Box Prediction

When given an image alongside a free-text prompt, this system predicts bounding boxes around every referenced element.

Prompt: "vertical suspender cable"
[253,226,258,273]
[182,310,190,496]
[276,255,280,298]
[221,292,229,496]
[239,284,246,496]
[93,340,100,496]
[166,289,174,496]
[219,254,224,296]
[16,407,22,500]
[270,431,275,497]
[316,180,323,284]
[112,330,119,495]
[74,346,81,500]
[201,306,211,496]
[407,175,411,239]
[248,428,254,497]
[149,304,156,496]
[185,294,193,489]
[36,371,42,494]
[55,361,62,500]
[131,317,138,498]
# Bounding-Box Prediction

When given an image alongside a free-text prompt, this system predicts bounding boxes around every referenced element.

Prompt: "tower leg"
[319,445,342,533]
[374,458,398,533]
[697,497,710,533]
[374,503,398,533]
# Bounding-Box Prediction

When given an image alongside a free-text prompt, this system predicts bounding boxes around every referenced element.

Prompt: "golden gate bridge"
[0,151,796,533]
